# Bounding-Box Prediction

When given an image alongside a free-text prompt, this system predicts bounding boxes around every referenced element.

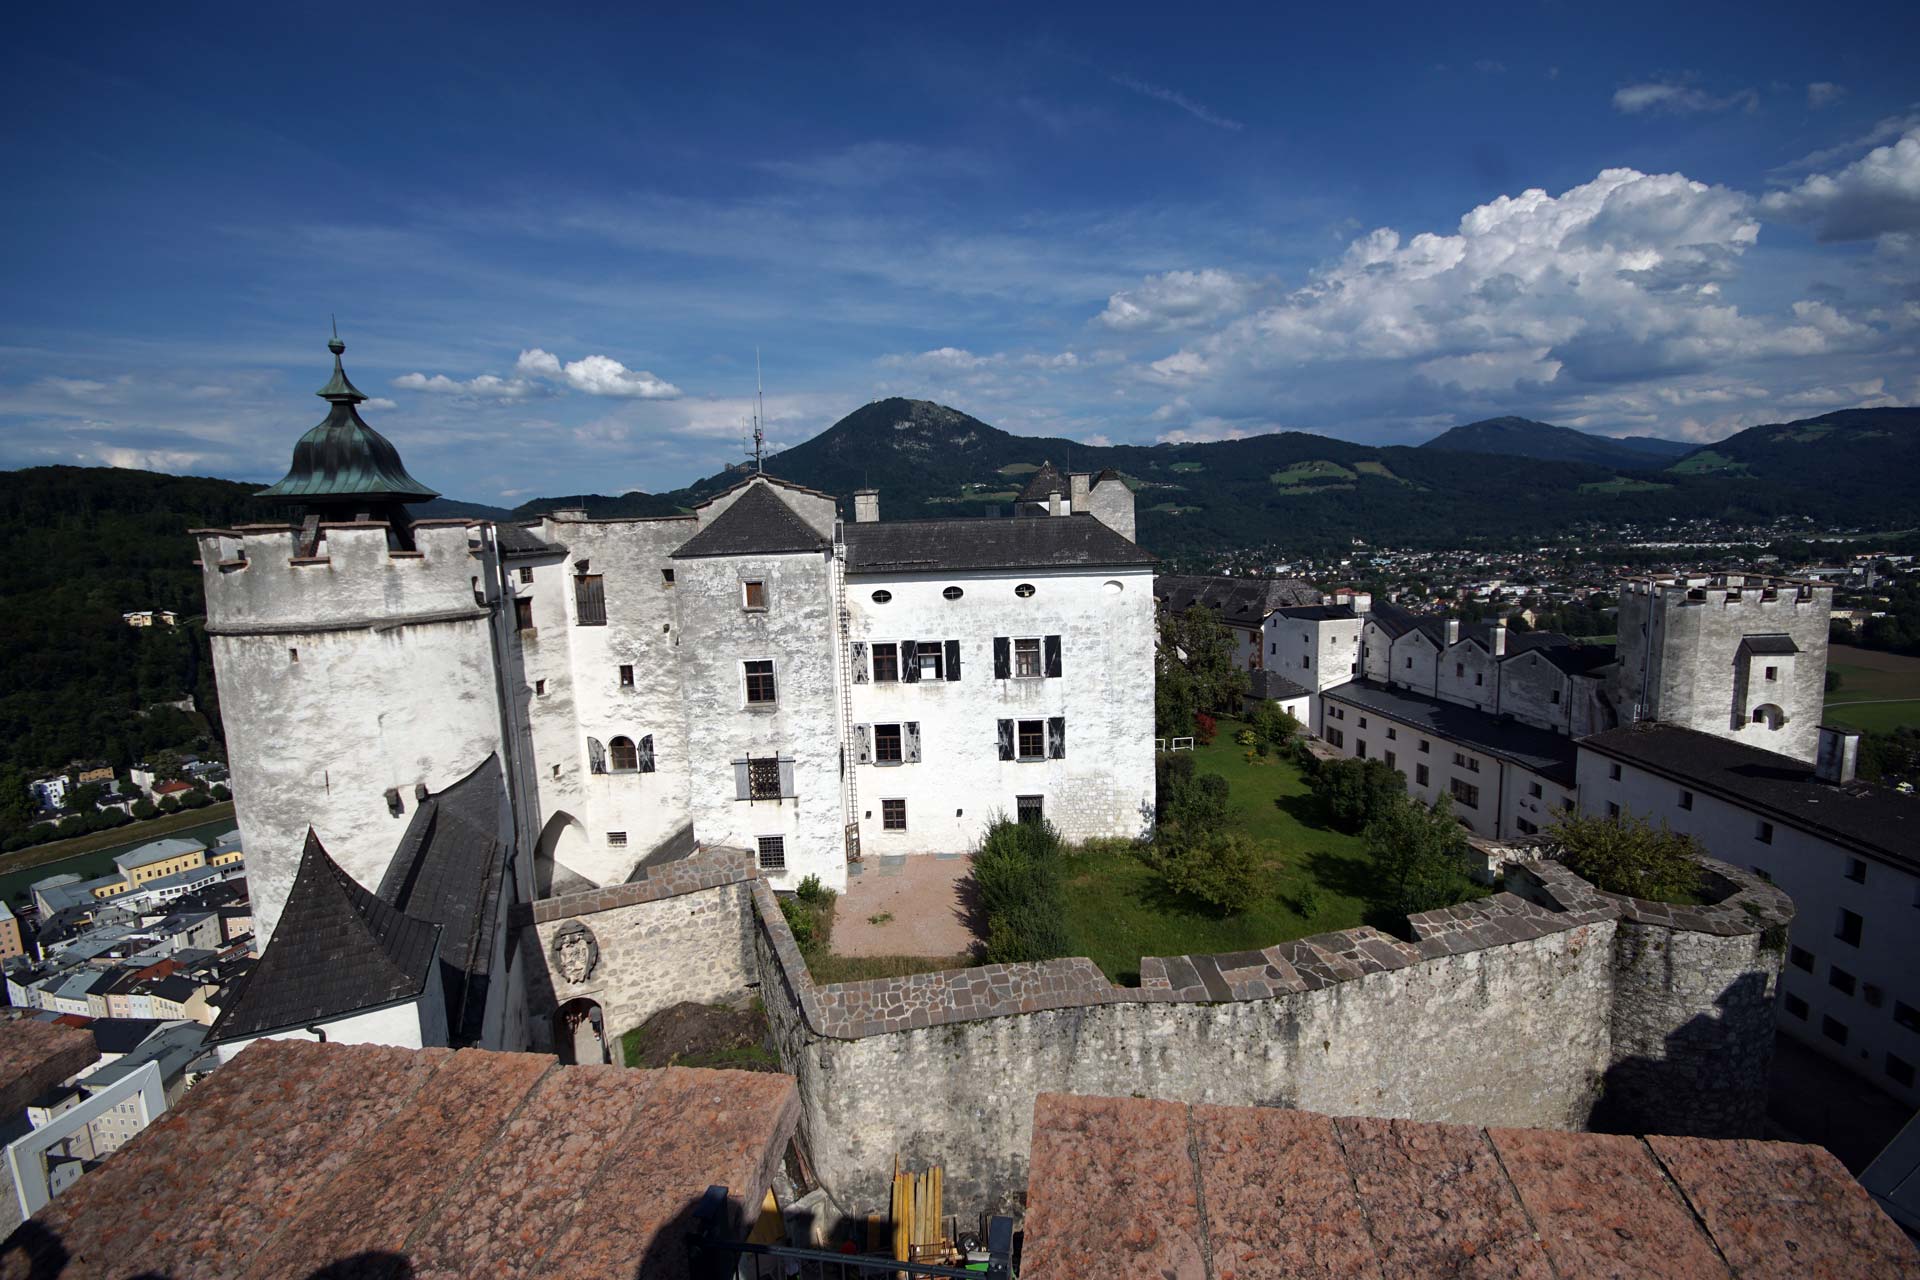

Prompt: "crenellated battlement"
[1622,573,1824,606]
[195,519,499,636]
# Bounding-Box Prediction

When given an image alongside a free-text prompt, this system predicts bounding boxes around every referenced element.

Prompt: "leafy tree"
[158,794,181,813]
[1251,701,1302,751]
[1364,793,1472,918]
[1162,772,1230,844]
[180,789,211,809]
[209,783,231,802]
[1156,604,1249,735]
[1548,809,1703,903]
[66,782,107,812]
[1308,757,1406,832]
[973,818,1070,964]
[130,798,158,820]
[1148,829,1262,915]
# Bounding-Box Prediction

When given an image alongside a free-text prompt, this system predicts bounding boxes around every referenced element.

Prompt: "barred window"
[757,836,785,871]
[748,758,783,800]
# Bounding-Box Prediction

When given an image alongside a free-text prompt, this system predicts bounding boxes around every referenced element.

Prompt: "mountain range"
[505,401,1920,556]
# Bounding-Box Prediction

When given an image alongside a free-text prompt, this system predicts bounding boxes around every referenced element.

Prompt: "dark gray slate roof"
[1323,679,1579,785]
[209,831,440,1044]
[1249,670,1314,701]
[1017,461,1070,503]
[1156,574,1323,628]
[495,523,564,558]
[1506,632,1619,675]
[1580,723,1919,870]
[671,481,830,559]
[845,513,1152,574]
[1741,633,1801,656]
[1273,603,1357,623]
[378,755,511,1046]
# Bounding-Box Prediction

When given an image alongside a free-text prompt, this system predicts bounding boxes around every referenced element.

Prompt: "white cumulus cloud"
[393,372,538,399]
[516,348,682,398]
[1760,127,1920,241]
[1613,81,1757,115]
[1098,269,1257,332]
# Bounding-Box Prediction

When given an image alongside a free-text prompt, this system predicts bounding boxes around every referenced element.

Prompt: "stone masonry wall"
[752,854,1787,1215]
[519,847,759,1054]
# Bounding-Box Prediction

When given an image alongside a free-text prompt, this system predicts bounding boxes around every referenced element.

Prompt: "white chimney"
[1444,618,1461,645]
[1069,473,1091,513]
[853,489,880,523]
[1491,622,1507,657]
[1048,487,1062,517]
[1815,725,1860,785]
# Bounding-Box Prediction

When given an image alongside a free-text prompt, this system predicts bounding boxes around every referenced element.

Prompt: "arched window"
[1751,704,1786,730]
[609,736,639,772]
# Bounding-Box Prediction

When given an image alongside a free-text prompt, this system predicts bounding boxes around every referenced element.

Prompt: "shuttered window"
[1047,716,1066,759]
[854,724,872,765]
[904,721,922,762]
[944,640,961,682]
[587,737,606,774]
[574,574,607,626]
[609,736,639,772]
[872,643,899,682]
[638,734,655,773]
[1044,635,1062,678]
[735,756,796,801]
[993,637,1011,679]
[997,719,1014,761]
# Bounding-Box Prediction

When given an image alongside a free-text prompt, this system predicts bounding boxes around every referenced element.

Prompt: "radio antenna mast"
[753,348,766,474]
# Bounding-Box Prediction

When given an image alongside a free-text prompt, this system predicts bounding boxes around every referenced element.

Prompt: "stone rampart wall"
[519,847,759,1053]
[751,854,1788,1214]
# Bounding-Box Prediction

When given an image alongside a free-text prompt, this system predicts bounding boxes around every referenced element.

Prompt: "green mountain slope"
[1661,409,1920,508]
[1422,416,1691,468]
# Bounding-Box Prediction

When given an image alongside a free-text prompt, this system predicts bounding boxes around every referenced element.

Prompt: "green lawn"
[1062,725,1418,985]
[1824,647,1920,733]
[1353,460,1405,482]
[1268,460,1356,486]
[1578,479,1673,495]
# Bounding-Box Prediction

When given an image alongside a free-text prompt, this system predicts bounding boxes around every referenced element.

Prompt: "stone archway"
[555,997,611,1066]
[534,810,593,898]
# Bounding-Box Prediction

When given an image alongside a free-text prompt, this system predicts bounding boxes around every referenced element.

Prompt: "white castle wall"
[196,521,510,944]
[846,565,1157,853]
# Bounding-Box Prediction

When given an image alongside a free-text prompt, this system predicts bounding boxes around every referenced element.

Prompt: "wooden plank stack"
[890,1158,951,1264]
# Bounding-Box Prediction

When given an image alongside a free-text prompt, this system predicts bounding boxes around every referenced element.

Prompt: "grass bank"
[0,803,236,881]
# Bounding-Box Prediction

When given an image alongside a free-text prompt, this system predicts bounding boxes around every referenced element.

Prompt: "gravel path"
[832,855,982,958]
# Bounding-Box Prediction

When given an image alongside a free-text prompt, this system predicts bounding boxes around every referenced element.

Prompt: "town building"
[1156,574,1321,671]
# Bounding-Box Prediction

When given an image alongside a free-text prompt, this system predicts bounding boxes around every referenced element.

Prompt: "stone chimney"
[853,489,880,523]
[1815,725,1860,785]
[1444,618,1461,645]
[1048,486,1062,517]
[1491,622,1507,657]
[1069,473,1091,513]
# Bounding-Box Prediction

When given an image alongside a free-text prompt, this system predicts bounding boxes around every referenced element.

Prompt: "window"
[662,568,674,584]
[1386,727,1397,740]
[1607,802,1621,819]
[619,664,634,688]
[1550,689,1561,705]
[1356,741,1367,759]
[748,758,783,800]
[1015,583,1036,598]
[1764,665,1778,681]
[1516,817,1540,835]
[743,580,767,611]
[515,598,535,631]
[289,647,299,663]
[1897,1002,1920,1033]
[1789,945,1814,972]
[872,643,899,682]
[1678,789,1693,811]
[1756,820,1774,845]
[1831,966,1857,996]
[534,679,546,696]
[1010,637,1041,677]
[1017,720,1045,760]
[1017,795,1043,824]
[1453,753,1479,773]
[916,641,944,680]
[882,798,906,831]
[1418,739,1430,754]
[1301,656,1310,669]
[757,836,785,871]
[1416,764,1429,786]
[1326,727,1344,749]
[1405,657,1412,669]
[608,737,639,772]
[607,831,627,848]
[1608,763,1622,781]
[1846,858,1867,884]
[744,660,777,704]
[942,586,964,600]
[1450,779,1480,808]
[1866,984,1885,1008]
[1474,673,1484,687]
[1836,909,1863,947]
[871,590,892,604]
[1270,642,1276,656]
[1783,992,1809,1020]
[1455,663,1465,678]
[875,723,903,764]
[574,573,606,626]
[1889,1055,1916,1089]
[1822,1016,1849,1046]
[1358,716,1368,729]
[1528,782,1543,799]
[1384,751,1396,770]
[518,566,534,584]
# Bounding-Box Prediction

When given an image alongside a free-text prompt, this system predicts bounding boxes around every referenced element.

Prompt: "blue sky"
[3,2,1917,503]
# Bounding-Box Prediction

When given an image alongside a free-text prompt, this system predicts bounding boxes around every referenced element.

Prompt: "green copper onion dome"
[257,333,439,505]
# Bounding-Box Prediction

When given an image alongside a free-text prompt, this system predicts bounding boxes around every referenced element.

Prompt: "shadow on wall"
[1591,970,1775,1139]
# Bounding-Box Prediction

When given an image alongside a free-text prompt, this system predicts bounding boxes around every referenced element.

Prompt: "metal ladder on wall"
[834,528,862,863]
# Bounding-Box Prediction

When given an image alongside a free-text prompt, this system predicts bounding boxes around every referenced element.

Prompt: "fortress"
[193,338,1805,1215]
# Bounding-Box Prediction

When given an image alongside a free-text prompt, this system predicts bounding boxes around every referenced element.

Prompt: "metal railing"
[685,1186,1014,1279]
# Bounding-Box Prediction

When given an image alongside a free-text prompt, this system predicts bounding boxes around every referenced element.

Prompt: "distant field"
[1578,479,1673,495]
[1274,483,1356,496]
[1668,450,1750,477]
[1268,460,1355,486]
[1168,462,1205,473]
[928,489,1017,505]
[996,462,1039,477]
[1824,645,1920,733]
[1352,460,1404,482]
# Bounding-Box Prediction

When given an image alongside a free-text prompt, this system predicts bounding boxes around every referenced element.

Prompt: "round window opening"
[943,586,964,600]
[871,590,892,604]
[1015,583,1036,598]
[1102,579,1125,595]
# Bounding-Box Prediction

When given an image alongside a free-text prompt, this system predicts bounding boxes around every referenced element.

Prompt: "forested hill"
[1421,416,1694,468]
[514,400,1920,558]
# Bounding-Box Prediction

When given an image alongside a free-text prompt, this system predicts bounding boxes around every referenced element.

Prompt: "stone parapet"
[522,846,756,925]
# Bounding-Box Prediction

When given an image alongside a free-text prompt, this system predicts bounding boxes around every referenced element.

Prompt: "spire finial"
[328,315,345,356]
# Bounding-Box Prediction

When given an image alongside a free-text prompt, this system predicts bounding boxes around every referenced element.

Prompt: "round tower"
[197,334,515,945]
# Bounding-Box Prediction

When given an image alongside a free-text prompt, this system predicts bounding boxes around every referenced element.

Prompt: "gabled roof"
[1273,603,1358,623]
[671,481,831,559]
[1017,461,1070,503]
[494,523,565,558]
[1505,633,1619,676]
[1249,670,1314,702]
[1323,679,1579,785]
[378,755,511,1046]
[1156,575,1324,627]
[844,513,1153,574]
[209,831,440,1044]
[1579,723,1919,870]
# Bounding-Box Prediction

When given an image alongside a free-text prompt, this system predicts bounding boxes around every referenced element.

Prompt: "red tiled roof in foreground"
[0,1018,97,1118]
[2,1039,798,1280]
[1020,1094,1920,1280]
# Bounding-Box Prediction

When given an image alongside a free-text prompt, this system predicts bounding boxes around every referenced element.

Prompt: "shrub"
[1148,829,1262,915]
[1548,809,1704,903]
[1251,701,1303,749]
[1309,757,1405,832]
[1194,712,1217,745]
[1365,793,1472,918]
[180,789,211,810]
[158,795,181,813]
[1234,727,1257,747]
[1294,888,1321,919]
[795,874,832,906]
[130,798,158,820]
[1163,772,1230,843]
[210,784,231,802]
[1155,753,1196,823]
[1073,835,1138,858]
[973,817,1070,964]
[777,894,819,949]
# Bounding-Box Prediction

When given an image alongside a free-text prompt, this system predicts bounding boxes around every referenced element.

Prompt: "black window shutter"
[574,574,607,626]
[638,734,655,773]
[1048,716,1066,759]
[944,639,961,681]
[902,648,921,683]
[1044,635,1062,678]
[993,637,1011,679]
[997,719,1014,761]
